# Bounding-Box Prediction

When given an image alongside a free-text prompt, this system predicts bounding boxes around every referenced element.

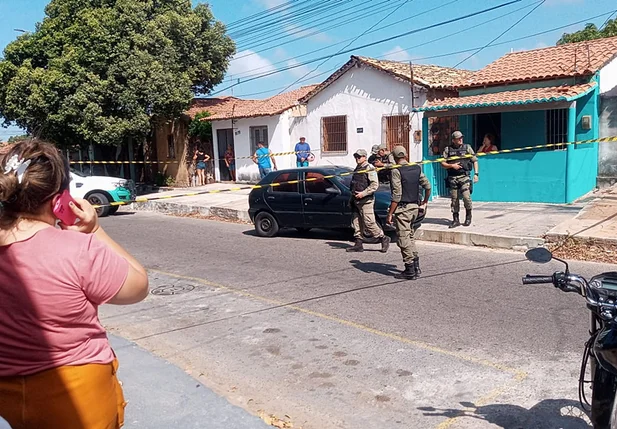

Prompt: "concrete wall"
[211,112,293,183]
[600,57,617,95]
[153,118,190,186]
[290,65,427,168]
[597,60,617,186]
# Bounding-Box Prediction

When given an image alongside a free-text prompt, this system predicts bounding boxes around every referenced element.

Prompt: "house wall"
[153,118,190,186]
[290,65,427,169]
[598,59,617,185]
[211,112,293,183]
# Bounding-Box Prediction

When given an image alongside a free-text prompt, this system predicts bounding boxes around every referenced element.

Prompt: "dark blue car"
[248,166,425,237]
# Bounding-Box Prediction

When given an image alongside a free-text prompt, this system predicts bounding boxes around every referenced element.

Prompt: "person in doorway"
[294,137,311,167]
[478,133,498,153]
[347,149,390,253]
[0,139,149,429]
[372,144,395,184]
[441,131,479,228]
[193,146,210,186]
[253,141,277,180]
[386,146,431,280]
[224,145,236,182]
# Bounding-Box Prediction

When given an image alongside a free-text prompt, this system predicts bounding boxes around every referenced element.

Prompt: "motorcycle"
[523,247,617,428]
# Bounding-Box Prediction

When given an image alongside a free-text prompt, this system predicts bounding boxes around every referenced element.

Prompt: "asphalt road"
[99,211,616,429]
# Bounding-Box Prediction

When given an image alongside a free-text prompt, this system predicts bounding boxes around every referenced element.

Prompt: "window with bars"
[382,115,410,154]
[546,109,568,150]
[250,126,268,154]
[321,115,347,153]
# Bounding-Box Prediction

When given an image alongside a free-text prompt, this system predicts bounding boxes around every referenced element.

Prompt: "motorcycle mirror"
[525,247,553,264]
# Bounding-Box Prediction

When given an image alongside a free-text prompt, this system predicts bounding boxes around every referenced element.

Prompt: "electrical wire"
[233,0,456,64]
[211,0,523,95]
[453,0,546,67]
[226,0,305,31]
[230,9,615,97]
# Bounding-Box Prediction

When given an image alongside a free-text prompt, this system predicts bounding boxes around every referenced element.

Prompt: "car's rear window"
[271,172,299,193]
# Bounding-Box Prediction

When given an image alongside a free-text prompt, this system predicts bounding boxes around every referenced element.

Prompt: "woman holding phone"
[0,139,149,428]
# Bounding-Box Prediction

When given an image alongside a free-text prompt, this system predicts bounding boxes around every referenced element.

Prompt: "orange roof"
[416,83,596,111]
[301,56,473,102]
[459,36,617,88]
[189,85,318,121]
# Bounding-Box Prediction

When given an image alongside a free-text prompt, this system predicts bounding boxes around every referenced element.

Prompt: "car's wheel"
[296,227,312,234]
[109,206,119,215]
[88,192,110,218]
[255,212,279,237]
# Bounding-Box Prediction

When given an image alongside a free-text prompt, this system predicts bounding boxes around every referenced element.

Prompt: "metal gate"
[383,115,410,154]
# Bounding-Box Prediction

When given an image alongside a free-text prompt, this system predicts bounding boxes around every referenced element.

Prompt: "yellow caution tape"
[70,149,320,165]
[92,136,617,209]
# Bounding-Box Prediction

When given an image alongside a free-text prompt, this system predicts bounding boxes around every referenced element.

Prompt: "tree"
[188,111,212,143]
[0,0,235,149]
[557,19,617,44]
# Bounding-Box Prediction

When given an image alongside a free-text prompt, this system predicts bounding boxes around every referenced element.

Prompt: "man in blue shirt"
[294,137,311,167]
[253,141,277,179]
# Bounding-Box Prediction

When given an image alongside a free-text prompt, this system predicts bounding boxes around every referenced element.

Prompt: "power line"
[453,0,546,67]
[212,0,524,95]
[226,0,303,30]
[600,11,616,29]
[276,0,414,97]
[236,0,402,52]
[234,0,456,63]
[231,9,616,98]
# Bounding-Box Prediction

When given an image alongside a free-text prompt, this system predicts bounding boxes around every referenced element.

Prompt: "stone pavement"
[127,183,590,251]
[109,335,271,429]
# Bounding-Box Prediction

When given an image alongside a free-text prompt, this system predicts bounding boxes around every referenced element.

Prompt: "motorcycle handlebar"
[522,275,555,285]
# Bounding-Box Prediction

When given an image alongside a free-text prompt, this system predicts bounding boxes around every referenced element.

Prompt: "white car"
[70,170,135,217]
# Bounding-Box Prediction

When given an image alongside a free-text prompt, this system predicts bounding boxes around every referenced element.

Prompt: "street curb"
[416,228,544,251]
[544,232,617,246]
[128,201,252,222]
[129,200,545,251]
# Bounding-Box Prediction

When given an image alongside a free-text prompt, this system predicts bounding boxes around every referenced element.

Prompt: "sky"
[0,0,615,140]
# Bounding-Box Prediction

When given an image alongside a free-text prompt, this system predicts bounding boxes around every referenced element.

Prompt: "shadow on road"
[419,399,590,429]
[422,217,452,226]
[349,260,401,276]
[242,228,352,241]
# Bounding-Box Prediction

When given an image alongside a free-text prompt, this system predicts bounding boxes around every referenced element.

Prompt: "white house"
[290,56,473,167]
[205,86,317,182]
[199,56,471,183]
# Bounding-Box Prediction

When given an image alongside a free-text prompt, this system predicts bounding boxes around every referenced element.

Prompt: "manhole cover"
[151,284,195,296]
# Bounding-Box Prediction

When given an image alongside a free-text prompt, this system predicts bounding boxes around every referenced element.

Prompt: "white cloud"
[255,0,286,8]
[287,59,313,79]
[227,50,277,78]
[382,46,413,62]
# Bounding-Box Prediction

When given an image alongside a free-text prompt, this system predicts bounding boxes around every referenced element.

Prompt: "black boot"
[449,213,460,229]
[395,262,418,280]
[413,257,421,276]
[463,209,472,227]
[346,239,364,252]
[380,235,391,253]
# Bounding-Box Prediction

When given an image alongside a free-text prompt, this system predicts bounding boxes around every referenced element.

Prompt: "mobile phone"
[53,189,77,225]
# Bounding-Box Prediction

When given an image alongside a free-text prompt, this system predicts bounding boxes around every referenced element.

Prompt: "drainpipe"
[566,102,577,203]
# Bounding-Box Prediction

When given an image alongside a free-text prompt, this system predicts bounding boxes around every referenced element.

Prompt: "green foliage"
[154,171,175,187]
[0,0,235,149]
[557,19,617,44]
[7,134,30,143]
[188,111,212,143]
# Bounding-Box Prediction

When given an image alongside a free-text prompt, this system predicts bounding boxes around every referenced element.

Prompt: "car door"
[265,171,303,227]
[302,171,349,227]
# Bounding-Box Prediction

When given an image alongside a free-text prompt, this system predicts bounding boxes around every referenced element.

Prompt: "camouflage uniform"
[443,144,476,215]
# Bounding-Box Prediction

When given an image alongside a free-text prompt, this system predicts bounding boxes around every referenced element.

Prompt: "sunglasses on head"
[353,154,363,159]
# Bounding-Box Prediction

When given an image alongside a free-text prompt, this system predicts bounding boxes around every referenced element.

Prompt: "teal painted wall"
[501,111,546,149]
[472,151,567,203]
[566,88,599,202]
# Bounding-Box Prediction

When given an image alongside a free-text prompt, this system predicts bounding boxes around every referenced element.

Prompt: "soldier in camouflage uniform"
[387,146,431,280]
[441,131,479,228]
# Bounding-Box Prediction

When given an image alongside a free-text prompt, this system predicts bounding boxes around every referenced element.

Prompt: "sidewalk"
[109,335,271,429]
[128,183,591,251]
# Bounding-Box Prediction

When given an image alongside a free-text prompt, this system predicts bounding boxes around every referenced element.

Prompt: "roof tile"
[188,85,318,121]
[460,36,617,88]
[419,83,596,111]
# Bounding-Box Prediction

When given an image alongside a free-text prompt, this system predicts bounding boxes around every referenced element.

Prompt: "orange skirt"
[0,359,126,429]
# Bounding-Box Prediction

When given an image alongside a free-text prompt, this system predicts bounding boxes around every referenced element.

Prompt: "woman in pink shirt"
[0,140,149,429]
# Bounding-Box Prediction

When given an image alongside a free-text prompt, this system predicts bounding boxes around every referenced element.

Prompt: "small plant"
[155,172,175,187]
